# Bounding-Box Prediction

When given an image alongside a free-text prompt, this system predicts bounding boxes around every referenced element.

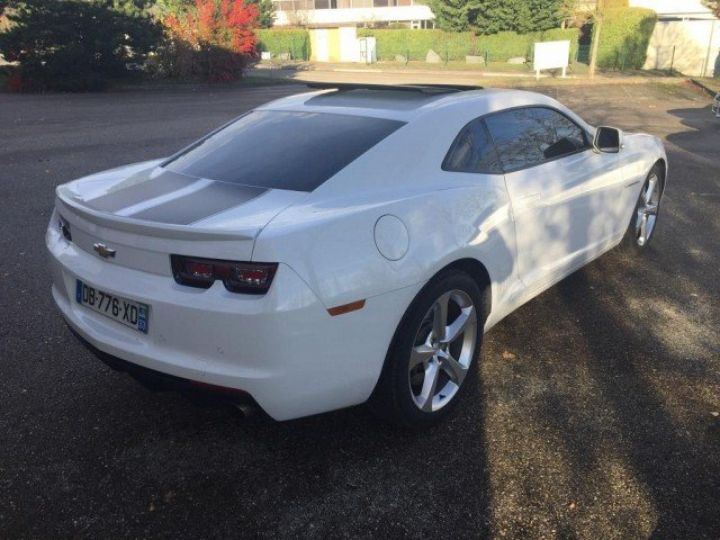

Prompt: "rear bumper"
[71,327,258,407]
[47,217,418,420]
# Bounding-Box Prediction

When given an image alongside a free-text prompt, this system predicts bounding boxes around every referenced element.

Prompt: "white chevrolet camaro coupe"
[47,83,667,427]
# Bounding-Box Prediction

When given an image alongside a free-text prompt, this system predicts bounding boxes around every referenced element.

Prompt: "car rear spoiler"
[55,190,256,241]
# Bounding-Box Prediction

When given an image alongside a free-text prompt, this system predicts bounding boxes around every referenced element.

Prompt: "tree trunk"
[588,1,604,78]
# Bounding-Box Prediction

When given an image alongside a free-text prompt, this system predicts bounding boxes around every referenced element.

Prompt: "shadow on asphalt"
[666,105,720,161]
[2,82,719,538]
[221,366,492,538]
[556,264,720,538]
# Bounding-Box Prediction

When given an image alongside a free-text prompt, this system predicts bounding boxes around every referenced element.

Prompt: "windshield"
[164,110,405,192]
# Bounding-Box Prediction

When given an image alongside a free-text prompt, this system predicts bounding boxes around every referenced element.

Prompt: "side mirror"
[593,126,623,153]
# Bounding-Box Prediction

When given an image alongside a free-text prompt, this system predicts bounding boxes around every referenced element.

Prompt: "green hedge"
[357,28,579,63]
[357,29,471,61]
[603,0,629,8]
[256,29,310,60]
[597,7,657,70]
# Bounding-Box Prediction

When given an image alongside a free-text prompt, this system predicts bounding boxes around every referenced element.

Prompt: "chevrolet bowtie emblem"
[93,243,116,259]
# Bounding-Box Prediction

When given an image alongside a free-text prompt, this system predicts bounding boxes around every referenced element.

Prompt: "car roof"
[257,84,570,124]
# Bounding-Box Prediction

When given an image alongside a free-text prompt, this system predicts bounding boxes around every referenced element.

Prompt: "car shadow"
[666,104,720,166]
[552,261,720,538]
[241,376,492,537]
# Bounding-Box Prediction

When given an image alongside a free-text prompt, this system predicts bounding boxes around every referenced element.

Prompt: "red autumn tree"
[164,0,259,82]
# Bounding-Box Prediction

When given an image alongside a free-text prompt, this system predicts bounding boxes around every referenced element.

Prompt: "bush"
[603,0,629,8]
[540,28,581,62]
[358,29,469,61]
[357,28,579,63]
[597,7,656,69]
[161,0,259,82]
[245,0,275,29]
[256,29,310,60]
[475,32,532,61]
[0,0,162,91]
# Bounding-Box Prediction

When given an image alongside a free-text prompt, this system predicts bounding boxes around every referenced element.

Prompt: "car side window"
[442,118,503,174]
[484,107,590,172]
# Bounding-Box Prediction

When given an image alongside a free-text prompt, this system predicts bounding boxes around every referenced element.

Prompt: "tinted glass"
[443,118,503,174]
[596,127,620,150]
[164,111,405,192]
[485,107,589,172]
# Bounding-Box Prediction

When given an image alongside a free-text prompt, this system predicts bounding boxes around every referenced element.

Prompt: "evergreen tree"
[111,0,157,18]
[430,0,566,34]
[429,0,480,32]
[517,0,565,33]
[0,0,162,91]
[472,0,517,34]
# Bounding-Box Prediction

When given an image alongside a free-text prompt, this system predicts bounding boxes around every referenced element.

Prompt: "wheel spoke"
[409,288,478,413]
[432,293,450,342]
[441,306,476,345]
[644,203,658,216]
[440,350,467,385]
[409,344,435,370]
[638,213,648,245]
[644,177,657,205]
[417,361,440,412]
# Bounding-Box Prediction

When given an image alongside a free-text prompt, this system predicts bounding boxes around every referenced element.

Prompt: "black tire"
[369,269,485,429]
[620,162,665,252]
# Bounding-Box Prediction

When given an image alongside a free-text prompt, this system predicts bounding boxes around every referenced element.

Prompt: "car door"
[484,107,622,289]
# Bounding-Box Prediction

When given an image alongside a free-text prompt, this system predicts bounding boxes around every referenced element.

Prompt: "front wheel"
[621,164,665,251]
[370,270,484,428]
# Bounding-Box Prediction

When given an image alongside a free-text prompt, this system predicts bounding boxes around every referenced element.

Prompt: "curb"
[689,78,718,97]
[247,68,690,89]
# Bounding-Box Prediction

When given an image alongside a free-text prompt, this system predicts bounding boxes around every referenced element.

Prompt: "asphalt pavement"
[0,80,718,538]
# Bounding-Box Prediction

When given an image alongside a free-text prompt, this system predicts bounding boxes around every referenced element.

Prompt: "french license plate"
[75,280,149,333]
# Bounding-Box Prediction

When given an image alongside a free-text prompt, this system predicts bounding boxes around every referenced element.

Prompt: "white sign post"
[533,40,571,80]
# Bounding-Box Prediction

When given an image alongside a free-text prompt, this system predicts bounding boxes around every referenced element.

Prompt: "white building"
[629,0,719,76]
[270,0,435,63]
[271,0,435,29]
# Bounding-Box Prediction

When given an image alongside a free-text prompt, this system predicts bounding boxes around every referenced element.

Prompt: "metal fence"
[371,43,589,68]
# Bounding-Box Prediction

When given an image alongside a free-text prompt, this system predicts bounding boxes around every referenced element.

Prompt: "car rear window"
[163,111,405,192]
[442,117,503,174]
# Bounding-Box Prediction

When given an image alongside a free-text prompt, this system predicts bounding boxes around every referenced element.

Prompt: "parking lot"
[1,80,718,538]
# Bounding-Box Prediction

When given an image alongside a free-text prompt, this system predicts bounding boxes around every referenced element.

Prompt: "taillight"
[170,255,278,295]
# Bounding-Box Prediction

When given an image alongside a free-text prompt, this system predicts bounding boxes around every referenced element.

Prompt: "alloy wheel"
[408,289,477,412]
[635,173,661,247]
